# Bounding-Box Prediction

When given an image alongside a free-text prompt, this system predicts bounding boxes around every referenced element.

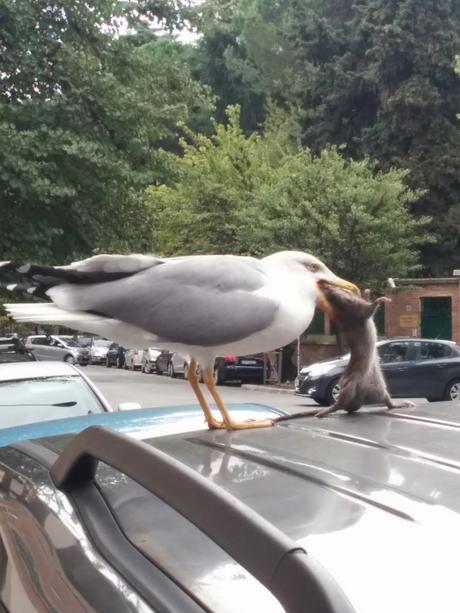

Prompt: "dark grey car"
[0,401,459,612]
[296,337,460,404]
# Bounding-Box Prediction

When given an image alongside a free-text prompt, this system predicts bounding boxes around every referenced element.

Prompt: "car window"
[58,338,80,348]
[378,342,411,363]
[30,337,46,345]
[414,342,452,360]
[94,340,111,347]
[0,376,106,428]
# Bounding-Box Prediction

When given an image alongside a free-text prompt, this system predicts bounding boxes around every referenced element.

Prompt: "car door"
[48,338,69,361]
[403,341,457,400]
[378,341,413,396]
[28,337,51,360]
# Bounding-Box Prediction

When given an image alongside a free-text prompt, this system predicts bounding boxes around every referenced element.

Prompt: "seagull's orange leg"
[187,359,225,429]
[202,367,274,430]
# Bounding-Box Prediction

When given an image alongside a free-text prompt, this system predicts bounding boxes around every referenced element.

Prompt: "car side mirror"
[118,402,142,411]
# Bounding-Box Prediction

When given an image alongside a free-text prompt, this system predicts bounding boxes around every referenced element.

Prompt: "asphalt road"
[84,364,427,414]
[84,364,315,412]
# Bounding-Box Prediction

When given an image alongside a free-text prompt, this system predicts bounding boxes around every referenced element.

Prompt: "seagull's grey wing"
[49,255,279,346]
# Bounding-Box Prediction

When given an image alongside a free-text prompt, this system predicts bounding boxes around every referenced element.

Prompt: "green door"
[420,297,452,340]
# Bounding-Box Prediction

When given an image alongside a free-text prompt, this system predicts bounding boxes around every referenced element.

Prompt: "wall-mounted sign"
[399,315,420,328]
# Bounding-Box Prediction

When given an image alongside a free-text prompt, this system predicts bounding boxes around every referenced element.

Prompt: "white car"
[125,348,144,370]
[0,361,114,429]
[141,347,162,373]
[0,361,143,430]
[89,338,112,364]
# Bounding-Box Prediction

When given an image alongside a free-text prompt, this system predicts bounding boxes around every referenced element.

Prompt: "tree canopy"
[0,0,210,262]
[1,0,458,289]
[192,0,460,275]
[147,106,430,288]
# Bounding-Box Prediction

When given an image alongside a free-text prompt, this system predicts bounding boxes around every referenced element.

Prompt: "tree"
[0,0,210,263]
[146,106,430,288]
[193,0,460,275]
[279,0,460,274]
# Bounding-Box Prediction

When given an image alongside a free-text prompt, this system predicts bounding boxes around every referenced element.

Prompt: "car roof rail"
[51,426,354,613]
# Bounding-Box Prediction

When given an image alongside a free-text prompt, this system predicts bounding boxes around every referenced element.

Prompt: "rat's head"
[318,282,371,325]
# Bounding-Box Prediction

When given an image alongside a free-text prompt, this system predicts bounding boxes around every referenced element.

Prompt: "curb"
[241,384,295,395]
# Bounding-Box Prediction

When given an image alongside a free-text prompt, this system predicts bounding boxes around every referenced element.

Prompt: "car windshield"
[94,340,111,347]
[0,376,106,428]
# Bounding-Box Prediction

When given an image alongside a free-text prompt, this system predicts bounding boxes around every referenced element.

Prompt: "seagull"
[1,252,358,429]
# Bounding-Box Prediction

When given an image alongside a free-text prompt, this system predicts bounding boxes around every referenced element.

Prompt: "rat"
[275,285,414,421]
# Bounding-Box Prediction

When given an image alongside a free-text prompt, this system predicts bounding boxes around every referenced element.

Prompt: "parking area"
[83,365,427,414]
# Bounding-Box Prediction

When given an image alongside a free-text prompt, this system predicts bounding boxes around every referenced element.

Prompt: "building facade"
[385,278,460,344]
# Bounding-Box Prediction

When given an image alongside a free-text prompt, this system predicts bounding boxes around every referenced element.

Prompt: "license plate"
[241,360,257,365]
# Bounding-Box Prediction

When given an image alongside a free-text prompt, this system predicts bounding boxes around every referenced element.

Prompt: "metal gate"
[420,297,452,340]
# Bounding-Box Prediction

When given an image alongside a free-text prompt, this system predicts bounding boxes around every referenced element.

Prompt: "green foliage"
[276,0,460,274]
[192,0,460,275]
[0,0,210,262]
[147,106,430,288]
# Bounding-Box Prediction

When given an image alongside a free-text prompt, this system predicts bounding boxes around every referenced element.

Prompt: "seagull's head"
[297,253,360,315]
[265,251,360,316]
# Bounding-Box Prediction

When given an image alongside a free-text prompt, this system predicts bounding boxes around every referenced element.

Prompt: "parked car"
[24,334,90,366]
[125,348,144,370]
[89,338,112,364]
[0,336,37,363]
[141,347,162,373]
[213,353,268,385]
[155,349,174,375]
[296,337,460,404]
[0,361,113,429]
[0,399,459,613]
[106,343,126,368]
[166,351,189,378]
[155,351,268,384]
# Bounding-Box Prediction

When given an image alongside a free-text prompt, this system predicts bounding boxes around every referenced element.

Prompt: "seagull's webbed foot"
[206,415,226,430]
[221,417,274,430]
[202,367,274,431]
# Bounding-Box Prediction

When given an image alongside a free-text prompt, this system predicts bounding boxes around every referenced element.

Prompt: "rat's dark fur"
[276,286,414,421]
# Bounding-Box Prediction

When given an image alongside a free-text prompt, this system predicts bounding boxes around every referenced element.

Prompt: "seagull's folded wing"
[4,254,279,347]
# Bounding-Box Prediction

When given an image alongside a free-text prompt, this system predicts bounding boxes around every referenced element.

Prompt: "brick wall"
[385,282,460,344]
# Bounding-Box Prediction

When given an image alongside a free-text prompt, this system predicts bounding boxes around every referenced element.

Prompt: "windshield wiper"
[0,401,77,407]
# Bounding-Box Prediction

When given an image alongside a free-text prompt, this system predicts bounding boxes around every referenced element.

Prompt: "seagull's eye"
[307,263,320,273]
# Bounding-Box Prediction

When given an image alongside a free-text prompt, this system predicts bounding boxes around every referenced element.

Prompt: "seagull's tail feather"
[4,302,154,348]
[4,303,106,325]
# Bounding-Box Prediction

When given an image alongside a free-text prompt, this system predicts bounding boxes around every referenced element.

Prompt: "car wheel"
[444,379,460,401]
[168,362,176,378]
[214,366,225,386]
[325,378,341,404]
[64,355,76,365]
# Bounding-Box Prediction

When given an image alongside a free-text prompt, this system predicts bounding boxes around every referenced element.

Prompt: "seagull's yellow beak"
[316,277,360,316]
